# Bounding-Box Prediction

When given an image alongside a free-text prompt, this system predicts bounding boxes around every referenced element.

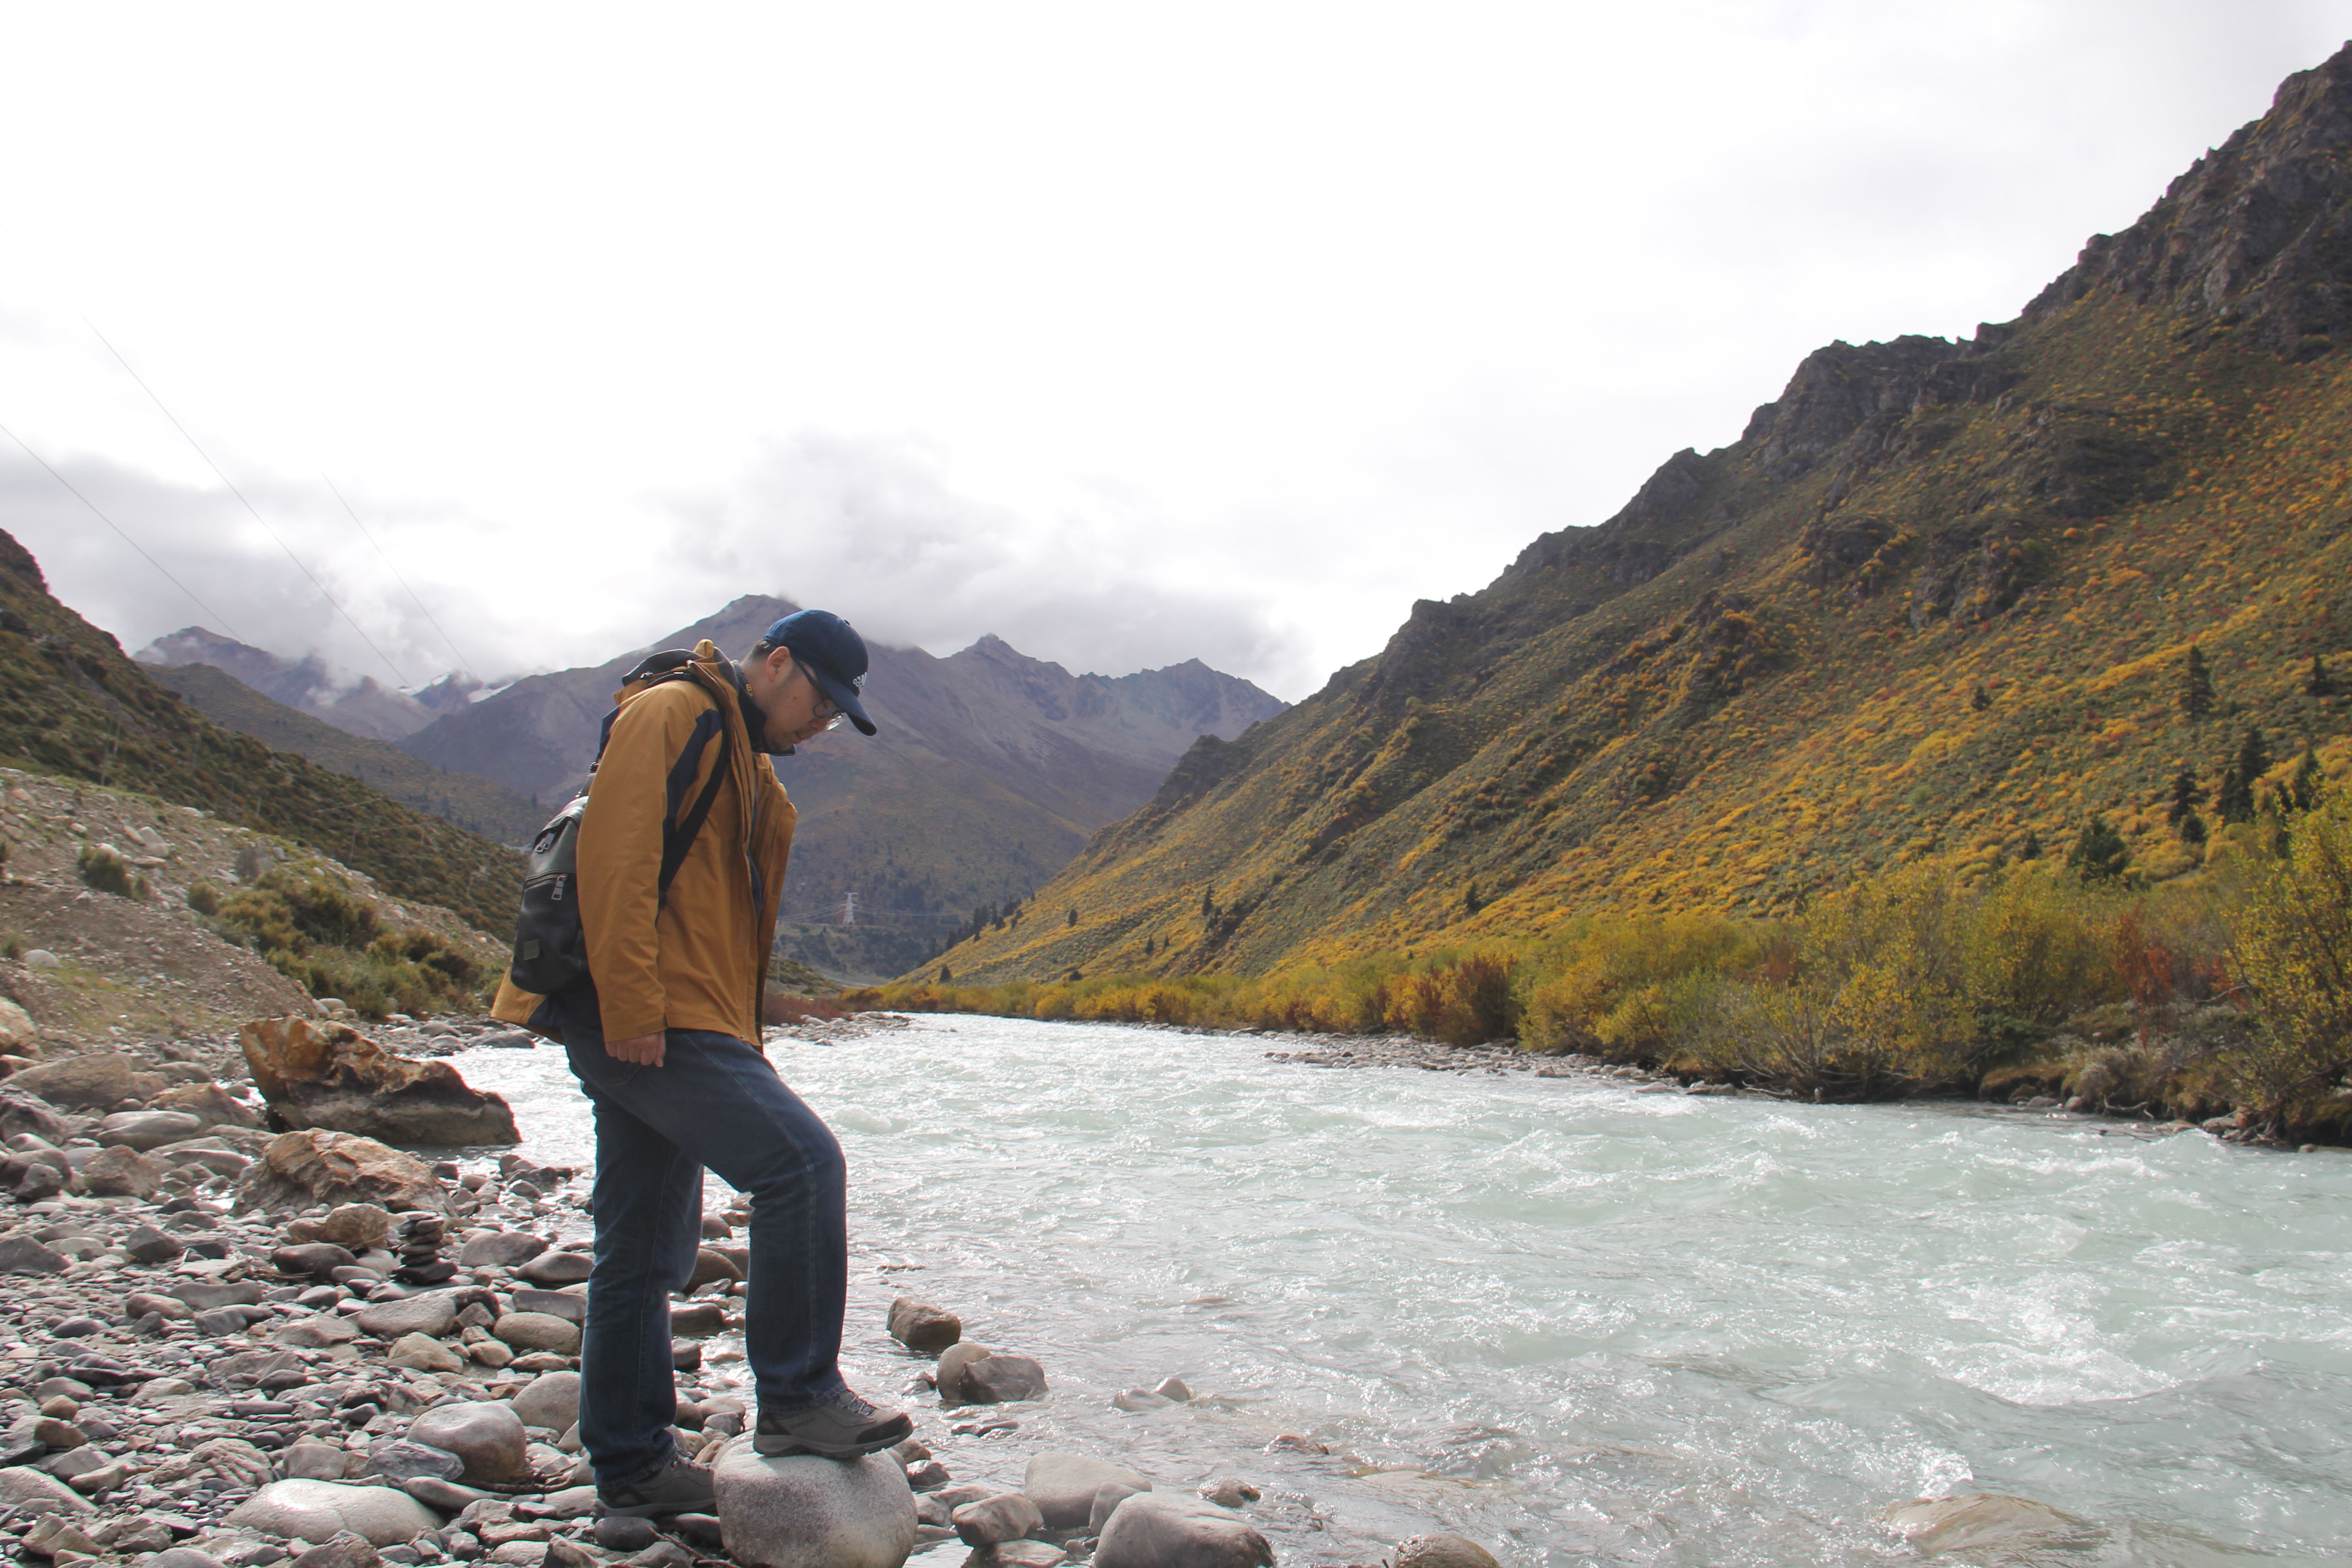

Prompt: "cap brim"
[810,666,877,735]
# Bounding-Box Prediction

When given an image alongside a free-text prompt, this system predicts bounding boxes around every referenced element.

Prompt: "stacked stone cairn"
[389,1217,453,1290]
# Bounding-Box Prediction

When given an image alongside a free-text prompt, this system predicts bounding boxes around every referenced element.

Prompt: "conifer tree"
[2166,767,2203,826]
[1067,906,1078,927]
[1970,685,1990,711]
[2018,829,2043,861]
[2215,758,2248,824]
[2290,746,2325,812]
[938,965,952,984]
[2233,726,2272,816]
[2066,816,2130,883]
[1464,883,1484,916]
[2180,644,2215,718]
[2308,652,2336,697]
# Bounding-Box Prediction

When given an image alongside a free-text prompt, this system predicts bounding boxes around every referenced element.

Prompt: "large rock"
[234,1130,448,1215]
[509,1371,582,1432]
[353,1292,461,1339]
[97,1110,208,1149]
[240,1016,519,1145]
[0,1235,68,1274]
[887,1298,961,1353]
[405,1401,528,1485]
[963,1354,1047,1404]
[0,998,35,1052]
[0,1088,71,1142]
[1881,1494,2091,1555]
[1024,1454,1151,1530]
[494,1313,582,1355]
[1394,1534,1501,1568]
[1094,1494,1274,1568]
[518,1251,593,1287]
[951,1492,1044,1548]
[152,1079,265,1127]
[511,1289,585,1323]
[72,1144,162,1198]
[712,1440,916,1568]
[0,1464,95,1515]
[225,1480,442,1546]
[457,1232,548,1268]
[7,1052,162,1110]
[287,1203,395,1251]
[934,1343,992,1405]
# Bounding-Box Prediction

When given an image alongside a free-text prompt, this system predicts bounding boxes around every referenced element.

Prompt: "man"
[492,609,911,1520]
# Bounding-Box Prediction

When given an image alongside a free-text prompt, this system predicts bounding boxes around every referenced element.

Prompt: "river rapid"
[443,1015,2352,1568]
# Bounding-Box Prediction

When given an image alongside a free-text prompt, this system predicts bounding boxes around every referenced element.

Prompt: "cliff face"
[936,44,2352,984]
[396,599,1285,977]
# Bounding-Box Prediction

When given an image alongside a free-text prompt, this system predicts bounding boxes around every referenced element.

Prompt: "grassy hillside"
[0,529,523,935]
[935,47,2352,987]
[146,662,547,844]
[894,46,2352,1141]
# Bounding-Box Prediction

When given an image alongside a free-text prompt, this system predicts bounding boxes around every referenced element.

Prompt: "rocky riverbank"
[0,1022,1521,1568]
[1241,1029,2318,1147]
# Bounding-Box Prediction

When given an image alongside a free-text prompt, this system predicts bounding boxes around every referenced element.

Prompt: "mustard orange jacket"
[492,639,795,1044]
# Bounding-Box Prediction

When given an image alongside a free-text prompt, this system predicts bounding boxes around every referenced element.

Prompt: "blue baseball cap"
[764,609,876,735]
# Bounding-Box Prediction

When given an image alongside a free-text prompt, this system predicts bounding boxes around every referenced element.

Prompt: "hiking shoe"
[754,1387,914,1459]
[597,1456,718,1519]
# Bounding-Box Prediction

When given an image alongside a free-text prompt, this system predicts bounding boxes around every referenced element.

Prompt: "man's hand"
[608,1031,667,1067]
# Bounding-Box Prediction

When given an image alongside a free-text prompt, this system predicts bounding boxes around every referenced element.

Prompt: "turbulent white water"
[445,1016,2352,1567]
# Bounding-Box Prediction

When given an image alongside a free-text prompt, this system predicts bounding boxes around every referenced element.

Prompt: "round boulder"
[508,1371,582,1432]
[713,1442,915,1568]
[886,1297,961,1353]
[1024,1454,1151,1529]
[457,1232,549,1269]
[405,1401,528,1485]
[96,1110,207,1150]
[1095,1494,1274,1568]
[517,1252,593,1287]
[224,1480,441,1546]
[1395,1534,1500,1568]
[494,1312,583,1355]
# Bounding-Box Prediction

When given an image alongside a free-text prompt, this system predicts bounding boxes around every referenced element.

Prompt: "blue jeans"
[558,1021,850,1489]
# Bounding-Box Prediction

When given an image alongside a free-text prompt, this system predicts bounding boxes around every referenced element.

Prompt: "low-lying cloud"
[1,433,1317,703]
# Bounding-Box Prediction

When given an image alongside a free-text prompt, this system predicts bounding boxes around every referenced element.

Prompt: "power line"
[323,476,482,685]
[85,322,417,690]
[0,417,251,642]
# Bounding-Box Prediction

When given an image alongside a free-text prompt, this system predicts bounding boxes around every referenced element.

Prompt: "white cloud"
[0,1,2345,698]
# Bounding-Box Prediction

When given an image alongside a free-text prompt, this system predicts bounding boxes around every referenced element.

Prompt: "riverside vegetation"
[852,771,2352,1143]
[896,48,2352,1145]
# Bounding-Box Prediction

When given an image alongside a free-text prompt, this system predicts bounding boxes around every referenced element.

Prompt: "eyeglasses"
[799,662,849,730]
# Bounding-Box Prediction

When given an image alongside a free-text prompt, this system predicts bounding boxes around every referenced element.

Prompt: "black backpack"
[508,651,735,994]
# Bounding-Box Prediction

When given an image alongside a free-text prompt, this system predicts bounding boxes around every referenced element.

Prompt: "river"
[441,1015,2352,1567]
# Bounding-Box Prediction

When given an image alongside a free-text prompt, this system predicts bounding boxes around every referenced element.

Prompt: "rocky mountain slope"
[136,627,476,741]
[142,663,546,845]
[936,42,2352,984]
[0,533,521,936]
[397,598,1285,977]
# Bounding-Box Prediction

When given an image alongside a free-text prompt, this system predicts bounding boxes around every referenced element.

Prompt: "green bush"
[185,881,222,916]
[77,842,137,897]
[207,866,485,1018]
[2229,794,2352,1129]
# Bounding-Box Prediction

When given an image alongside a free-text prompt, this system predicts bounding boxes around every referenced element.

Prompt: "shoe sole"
[753,1419,915,1461]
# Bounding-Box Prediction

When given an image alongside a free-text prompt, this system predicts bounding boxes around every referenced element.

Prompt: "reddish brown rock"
[240,1016,519,1146]
[233,1129,449,1215]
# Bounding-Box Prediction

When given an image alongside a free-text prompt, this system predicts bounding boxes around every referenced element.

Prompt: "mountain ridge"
[392,598,1285,977]
[928,40,2352,985]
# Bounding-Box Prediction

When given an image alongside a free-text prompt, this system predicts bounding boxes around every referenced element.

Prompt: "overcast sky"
[3,2,2346,702]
